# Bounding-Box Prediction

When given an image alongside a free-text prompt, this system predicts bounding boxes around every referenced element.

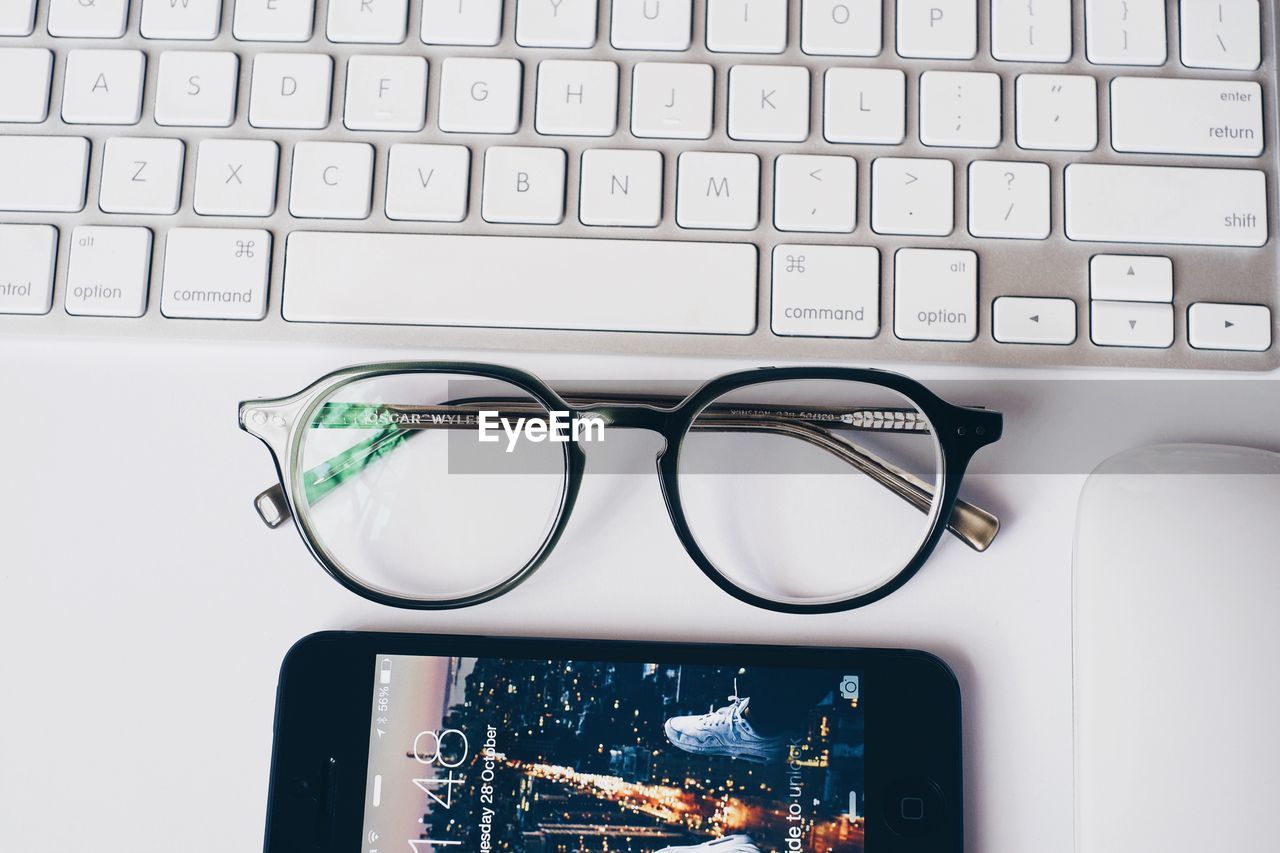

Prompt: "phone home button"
[883,778,945,837]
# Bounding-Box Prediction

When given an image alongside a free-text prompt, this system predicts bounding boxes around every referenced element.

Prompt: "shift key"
[1065,164,1266,247]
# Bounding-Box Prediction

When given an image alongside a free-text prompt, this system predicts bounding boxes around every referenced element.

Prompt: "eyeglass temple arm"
[251,400,998,551]
[694,418,998,551]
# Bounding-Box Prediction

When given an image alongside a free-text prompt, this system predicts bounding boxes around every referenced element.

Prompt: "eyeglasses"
[239,363,1002,614]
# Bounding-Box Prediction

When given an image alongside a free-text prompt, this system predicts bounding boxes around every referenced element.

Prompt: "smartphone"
[265,632,962,853]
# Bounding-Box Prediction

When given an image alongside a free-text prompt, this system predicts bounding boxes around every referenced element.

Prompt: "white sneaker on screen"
[662,697,788,764]
[655,834,761,852]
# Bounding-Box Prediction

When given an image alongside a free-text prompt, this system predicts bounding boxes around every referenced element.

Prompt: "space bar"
[283,232,758,334]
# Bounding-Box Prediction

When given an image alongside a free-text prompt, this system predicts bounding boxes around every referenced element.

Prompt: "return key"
[1111,78,1263,158]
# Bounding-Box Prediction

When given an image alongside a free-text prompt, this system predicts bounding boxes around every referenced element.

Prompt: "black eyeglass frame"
[240,362,1003,615]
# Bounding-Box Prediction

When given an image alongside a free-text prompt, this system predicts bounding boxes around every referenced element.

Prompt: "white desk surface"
[2,336,1272,853]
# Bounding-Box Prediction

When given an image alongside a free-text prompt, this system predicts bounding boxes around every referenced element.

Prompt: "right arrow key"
[1188,303,1272,352]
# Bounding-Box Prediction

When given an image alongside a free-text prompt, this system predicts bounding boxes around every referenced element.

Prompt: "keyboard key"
[482,146,567,225]
[707,0,788,53]
[1085,0,1166,65]
[289,141,375,220]
[611,0,692,50]
[62,49,146,125]
[0,224,57,315]
[1090,301,1173,348]
[1065,164,1267,248]
[897,0,977,59]
[773,154,857,233]
[894,248,977,341]
[801,0,881,56]
[0,136,90,213]
[1015,74,1097,151]
[871,157,953,236]
[344,55,428,132]
[676,151,760,230]
[1188,303,1271,352]
[161,228,272,320]
[48,0,128,38]
[517,0,598,48]
[99,137,185,215]
[1111,78,1263,157]
[968,160,1050,240]
[422,0,502,45]
[0,0,36,36]
[728,65,810,142]
[919,70,1001,148]
[1090,255,1173,302]
[631,62,714,139]
[438,57,523,134]
[993,297,1077,344]
[194,139,280,217]
[154,51,239,127]
[579,149,664,227]
[1180,0,1260,70]
[249,53,332,129]
[234,0,316,41]
[0,48,52,123]
[772,244,879,337]
[991,0,1071,62]
[65,226,152,318]
[535,60,620,137]
[385,143,471,222]
[141,0,222,40]
[327,0,408,44]
[823,68,906,144]
[282,232,757,334]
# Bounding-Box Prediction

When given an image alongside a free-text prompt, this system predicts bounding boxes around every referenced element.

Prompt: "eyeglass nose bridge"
[572,402,678,434]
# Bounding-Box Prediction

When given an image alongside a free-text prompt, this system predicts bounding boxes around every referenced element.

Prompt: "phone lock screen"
[360,654,866,852]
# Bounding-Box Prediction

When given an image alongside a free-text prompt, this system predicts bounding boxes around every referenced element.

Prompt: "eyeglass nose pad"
[254,485,293,529]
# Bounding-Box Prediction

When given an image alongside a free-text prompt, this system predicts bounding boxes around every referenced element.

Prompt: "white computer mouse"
[1074,443,1280,852]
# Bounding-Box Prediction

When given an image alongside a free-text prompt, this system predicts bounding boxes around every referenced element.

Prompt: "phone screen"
[359,653,866,852]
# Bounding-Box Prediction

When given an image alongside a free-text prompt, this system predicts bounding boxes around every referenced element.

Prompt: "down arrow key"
[1091,300,1173,348]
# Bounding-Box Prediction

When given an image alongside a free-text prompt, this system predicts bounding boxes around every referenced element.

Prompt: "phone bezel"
[265,631,963,853]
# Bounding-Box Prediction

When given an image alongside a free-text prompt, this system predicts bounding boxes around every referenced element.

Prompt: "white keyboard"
[0,0,1276,370]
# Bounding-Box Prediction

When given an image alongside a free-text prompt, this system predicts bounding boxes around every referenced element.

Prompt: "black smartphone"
[265,632,962,853]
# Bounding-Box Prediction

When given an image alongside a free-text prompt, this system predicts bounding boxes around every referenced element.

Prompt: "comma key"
[161,228,272,320]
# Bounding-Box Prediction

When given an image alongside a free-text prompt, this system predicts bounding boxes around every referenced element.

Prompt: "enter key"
[1111,78,1263,157]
